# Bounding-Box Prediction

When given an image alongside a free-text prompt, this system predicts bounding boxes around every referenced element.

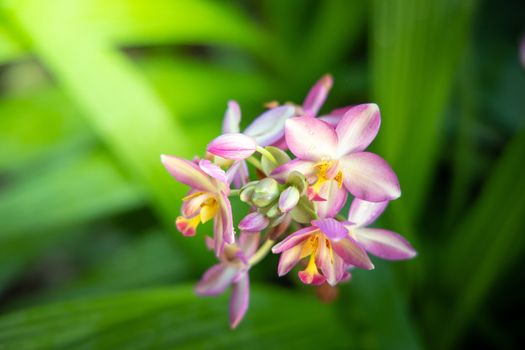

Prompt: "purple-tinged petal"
[303,74,333,117]
[298,268,326,285]
[315,236,337,285]
[228,160,249,188]
[207,133,257,160]
[271,159,316,182]
[316,180,348,219]
[222,100,241,134]
[332,236,374,270]
[335,104,381,157]
[218,191,235,245]
[244,105,295,146]
[239,232,260,258]
[285,117,338,161]
[348,198,388,227]
[278,187,300,213]
[318,106,354,127]
[340,152,401,202]
[160,155,214,192]
[213,212,225,256]
[272,226,317,253]
[199,159,228,185]
[354,228,417,260]
[182,191,212,217]
[195,263,238,296]
[230,274,250,329]
[238,212,269,232]
[312,218,348,241]
[277,243,303,276]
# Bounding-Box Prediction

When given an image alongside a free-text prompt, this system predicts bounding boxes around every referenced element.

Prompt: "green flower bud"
[251,178,280,207]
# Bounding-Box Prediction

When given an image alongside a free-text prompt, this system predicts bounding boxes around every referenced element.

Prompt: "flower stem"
[229,189,240,196]
[246,156,263,171]
[249,239,275,266]
[256,146,277,165]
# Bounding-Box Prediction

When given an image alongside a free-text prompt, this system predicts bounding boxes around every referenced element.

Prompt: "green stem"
[256,146,277,164]
[229,189,240,196]
[246,156,263,171]
[249,239,275,266]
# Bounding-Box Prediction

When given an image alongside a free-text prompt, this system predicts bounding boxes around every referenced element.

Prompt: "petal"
[244,105,295,146]
[195,263,238,296]
[340,152,401,202]
[303,74,333,117]
[271,159,316,183]
[207,133,257,161]
[331,237,374,270]
[238,212,269,232]
[239,232,260,258]
[335,104,381,157]
[218,191,235,245]
[213,212,225,256]
[160,155,214,192]
[318,105,354,127]
[230,274,250,329]
[227,160,249,188]
[315,236,337,285]
[312,218,348,241]
[277,243,303,276]
[272,226,317,253]
[199,159,228,185]
[222,100,241,134]
[278,187,301,213]
[354,228,417,260]
[316,180,348,219]
[347,198,388,227]
[285,117,338,161]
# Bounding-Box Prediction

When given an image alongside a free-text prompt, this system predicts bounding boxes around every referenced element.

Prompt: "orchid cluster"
[161,75,416,328]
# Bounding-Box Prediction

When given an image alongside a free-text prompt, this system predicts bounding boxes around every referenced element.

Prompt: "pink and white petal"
[238,212,269,232]
[271,159,316,183]
[272,226,317,254]
[335,104,381,157]
[222,100,241,134]
[354,228,417,260]
[347,198,389,227]
[303,74,333,117]
[318,114,343,127]
[340,152,401,202]
[316,180,348,219]
[315,237,337,286]
[285,117,338,161]
[239,232,260,258]
[213,213,225,256]
[230,274,250,329]
[331,237,374,270]
[195,263,238,296]
[182,192,212,217]
[277,243,304,276]
[278,187,301,213]
[312,218,348,241]
[207,133,257,161]
[244,105,295,146]
[218,191,235,245]
[199,159,228,186]
[160,155,214,192]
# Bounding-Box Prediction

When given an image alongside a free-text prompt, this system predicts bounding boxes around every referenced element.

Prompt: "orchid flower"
[272,218,374,286]
[208,101,296,187]
[160,155,234,255]
[196,232,259,329]
[346,198,417,260]
[272,104,400,203]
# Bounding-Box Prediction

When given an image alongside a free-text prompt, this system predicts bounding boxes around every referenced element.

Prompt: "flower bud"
[278,186,300,213]
[239,182,257,203]
[238,212,269,232]
[207,133,257,160]
[251,178,280,207]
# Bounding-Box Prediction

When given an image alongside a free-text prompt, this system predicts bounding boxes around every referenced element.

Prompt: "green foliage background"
[0,0,524,349]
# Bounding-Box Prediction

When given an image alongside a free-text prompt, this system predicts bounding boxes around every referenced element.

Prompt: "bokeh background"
[0,0,524,349]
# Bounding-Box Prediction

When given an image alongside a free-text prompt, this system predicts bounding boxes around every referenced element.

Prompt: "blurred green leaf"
[0,20,26,63]
[0,286,347,349]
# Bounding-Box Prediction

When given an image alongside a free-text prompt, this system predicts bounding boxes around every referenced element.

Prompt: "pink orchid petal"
[239,232,260,258]
[303,74,333,117]
[278,187,300,213]
[285,117,338,161]
[238,212,269,232]
[315,236,337,285]
[354,228,417,260]
[195,263,238,296]
[312,218,348,241]
[332,237,374,270]
[271,159,316,182]
[272,226,317,253]
[340,152,401,202]
[335,104,381,156]
[277,243,303,276]
[199,159,228,185]
[230,274,250,329]
[298,269,326,285]
[244,105,295,146]
[182,191,212,217]
[218,191,235,244]
[318,106,354,127]
[347,198,389,227]
[316,180,348,219]
[222,100,241,134]
[207,133,257,160]
[161,155,214,192]
[213,212,225,256]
